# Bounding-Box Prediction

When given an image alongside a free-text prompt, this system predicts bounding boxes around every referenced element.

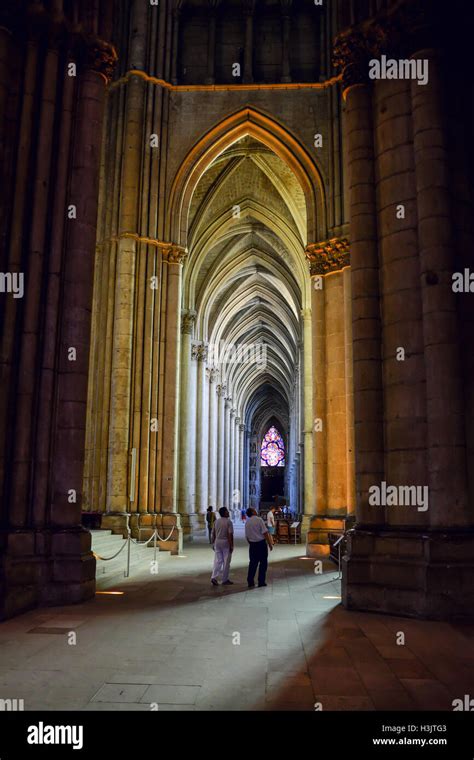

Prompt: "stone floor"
[1,523,473,711]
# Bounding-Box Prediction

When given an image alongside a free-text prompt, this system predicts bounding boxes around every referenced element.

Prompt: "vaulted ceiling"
[183,135,308,434]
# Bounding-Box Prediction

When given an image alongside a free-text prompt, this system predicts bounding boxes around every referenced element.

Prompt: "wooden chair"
[277,520,290,543]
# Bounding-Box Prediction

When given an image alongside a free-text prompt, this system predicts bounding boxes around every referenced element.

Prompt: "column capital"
[333,0,437,94]
[305,237,350,276]
[239,423,246,433]
[224,397,232,409]
[161,242,187,264]
[83,37,118,84]
[230,409,236,419]
[191,343,200,361]
[235,417,241,425]
[333,29,372,92]
[207,367,219,382]
[217,383,227,397]
[196,343,208,362]
[301,308,312,321]
[181,310,196,334]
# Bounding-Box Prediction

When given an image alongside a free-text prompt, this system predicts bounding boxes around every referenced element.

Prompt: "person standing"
[267,505,277,544]
[206,506,216,543]
[211,507,234,586]
[245,507,273,588]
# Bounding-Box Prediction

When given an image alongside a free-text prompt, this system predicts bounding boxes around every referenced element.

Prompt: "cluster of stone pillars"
[334,0,474,618]
[177,328,247,532]
[0,0,116,619]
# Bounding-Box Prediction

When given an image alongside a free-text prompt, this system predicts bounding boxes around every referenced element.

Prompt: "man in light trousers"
[211,507,234,586]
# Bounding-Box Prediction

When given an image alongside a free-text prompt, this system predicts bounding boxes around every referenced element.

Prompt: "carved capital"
[333,29,371,91]
[305,237,350,276]
[161,243,187,264]
[217,384,227,398]
[181,310,196,334]
[84,37,118,84]
[191,343,200,361]
[196,343,208,362]
[206,367,219,383]
[239,423,246,433]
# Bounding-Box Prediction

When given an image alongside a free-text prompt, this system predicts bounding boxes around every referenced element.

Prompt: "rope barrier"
[130,525,176,545]
[93,522,178,578]
[93,539,129,562]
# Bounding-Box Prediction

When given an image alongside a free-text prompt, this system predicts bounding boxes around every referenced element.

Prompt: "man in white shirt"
[244,508,273,588]
[211,507,234,586]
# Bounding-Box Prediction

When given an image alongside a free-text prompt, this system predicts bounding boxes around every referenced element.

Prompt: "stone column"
[205,1,219,85]
[223,398,231,508]
[159,245,186,512]
[343,268,356,515]
[216,384,226,508]
[105,73,146,513]
[207,368,218,507]
[10,32,60,527]
[242,1,255,84]
[308,265,327,516]
[280,1,291,83]
[178,311,196,514]
[239,423,246,508]
[411,49,469,528]
[171,4,181,85]
[334,37,384,526]
[185,343,198,513]
[234,417,241,509]
[301,308,314,517]
[374,76,427,529]
[196,344,209,513]
[229,409,236,509]
[50,42,116,530]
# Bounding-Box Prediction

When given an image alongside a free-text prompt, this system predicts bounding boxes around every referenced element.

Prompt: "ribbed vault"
[179,129,311,513]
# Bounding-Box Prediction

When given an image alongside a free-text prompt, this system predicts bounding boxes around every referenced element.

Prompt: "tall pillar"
[280,2,291,83]
[171,4,181,85]
[216,384,226,508]
[207,368,218,507]
[374,76,427,530]
[242,1,255,84]
[159,245,186,512]
[234,417,241,509]
[205,1,218,85]
[301,308,314,517]
[239,423,246,508]
[334,18,474,619]
[196,344,209,513]
[333,39,384,526]
[50,55,109,524]
[178,311,196,514]
[343,268,356,515]
[229,409,236,509]
[305,239,353,556]
[223,398,231,508]
[411,49,469,528]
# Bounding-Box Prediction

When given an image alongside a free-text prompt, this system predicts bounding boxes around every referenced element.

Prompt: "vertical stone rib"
[11,43,59,526]
[33,58,75,527]
[51,64,108,527]
[346,82,384,525]
[374,77,427,528]
[411,50,469,527]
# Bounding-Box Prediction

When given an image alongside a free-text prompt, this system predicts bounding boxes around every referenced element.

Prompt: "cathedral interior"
[0,0,473,717]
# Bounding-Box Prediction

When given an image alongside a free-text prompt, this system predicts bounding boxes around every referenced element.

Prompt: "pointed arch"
[166,107,326,247]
